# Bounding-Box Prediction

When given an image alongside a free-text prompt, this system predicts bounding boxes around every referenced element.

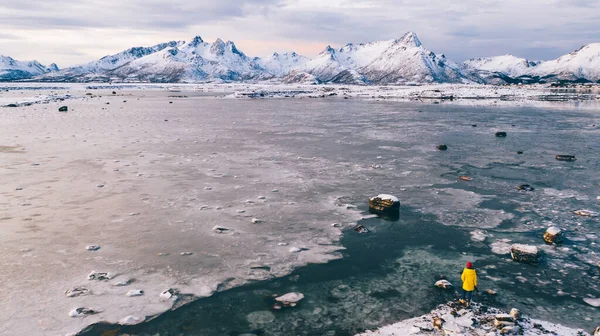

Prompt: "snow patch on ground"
[357,302,591,336]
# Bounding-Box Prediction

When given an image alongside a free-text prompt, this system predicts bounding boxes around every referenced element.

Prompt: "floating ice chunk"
[434,280,453,289]
[69,307,101,317]
[86,245,101,251]
[470,230,487,242]
[119,315,145,325]
[574,210,599,217]
[490,239,512,254]
[65,286,91,298]
[584,297,600,307]
[246,310,275,324]
[278,242,289,246]
[126,290,144,297]
[275,292,304,304]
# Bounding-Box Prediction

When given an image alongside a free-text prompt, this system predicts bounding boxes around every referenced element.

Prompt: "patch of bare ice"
[413,188,513,228]
[491,239,512,255]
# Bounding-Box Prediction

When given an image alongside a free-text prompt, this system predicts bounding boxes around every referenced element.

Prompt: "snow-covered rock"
[0,55,58,80]
[543,227,564,244]
[511,244,542,264]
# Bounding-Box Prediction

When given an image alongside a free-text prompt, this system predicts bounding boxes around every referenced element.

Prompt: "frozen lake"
[0,86,598,335]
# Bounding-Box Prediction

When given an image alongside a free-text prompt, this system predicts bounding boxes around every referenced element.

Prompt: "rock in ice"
[160,288,179,300]
[368,194,400,221]
[69,307,100,317]
[88,271,114,281]
[213,225,230,234]
[65,286,91,298]
[510,244,542,264]
[126,289,144,297]
[86,245,101,251]
[543,227,564,244]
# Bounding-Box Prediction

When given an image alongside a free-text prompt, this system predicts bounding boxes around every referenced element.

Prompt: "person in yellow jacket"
[459,261,478,306]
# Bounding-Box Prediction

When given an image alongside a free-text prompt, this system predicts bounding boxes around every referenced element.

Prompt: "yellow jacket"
[461,268,477,291]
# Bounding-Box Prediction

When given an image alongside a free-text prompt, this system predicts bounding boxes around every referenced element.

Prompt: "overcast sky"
[1,0,599,67]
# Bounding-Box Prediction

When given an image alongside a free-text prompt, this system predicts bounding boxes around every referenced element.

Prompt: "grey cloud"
[0,0,285,29]
[1,0,599,65]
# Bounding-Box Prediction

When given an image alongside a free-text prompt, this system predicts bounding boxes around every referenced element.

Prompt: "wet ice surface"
[1,86,599,335]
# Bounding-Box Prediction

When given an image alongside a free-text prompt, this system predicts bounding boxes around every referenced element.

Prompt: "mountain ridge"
[2,33,600,84]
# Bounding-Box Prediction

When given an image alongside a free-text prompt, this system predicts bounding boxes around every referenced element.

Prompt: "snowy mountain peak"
[397,31,422,47]
[188,36,205,47]
[321,45,336,55]
[562,43,600,60]
[46,63,59,72]
[226,40,244,57]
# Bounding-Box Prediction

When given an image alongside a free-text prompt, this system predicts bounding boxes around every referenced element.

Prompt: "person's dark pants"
[462,290,473,302]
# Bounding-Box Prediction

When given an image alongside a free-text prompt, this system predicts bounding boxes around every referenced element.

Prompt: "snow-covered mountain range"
[2,33,600,84]
[0,56,58,81]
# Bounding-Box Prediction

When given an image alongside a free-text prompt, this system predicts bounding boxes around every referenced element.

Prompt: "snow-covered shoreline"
[1,83,599,108]
[357,302,595,336]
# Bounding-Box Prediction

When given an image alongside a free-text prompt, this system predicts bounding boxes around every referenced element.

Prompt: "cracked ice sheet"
[409,188,513,229]
[0,89,363,335]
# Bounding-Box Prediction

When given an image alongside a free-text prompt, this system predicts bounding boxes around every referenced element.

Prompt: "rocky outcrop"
[511,244,542,264]
[357,302,591,336]
[368,194,400,221]
[543,227,564,244]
